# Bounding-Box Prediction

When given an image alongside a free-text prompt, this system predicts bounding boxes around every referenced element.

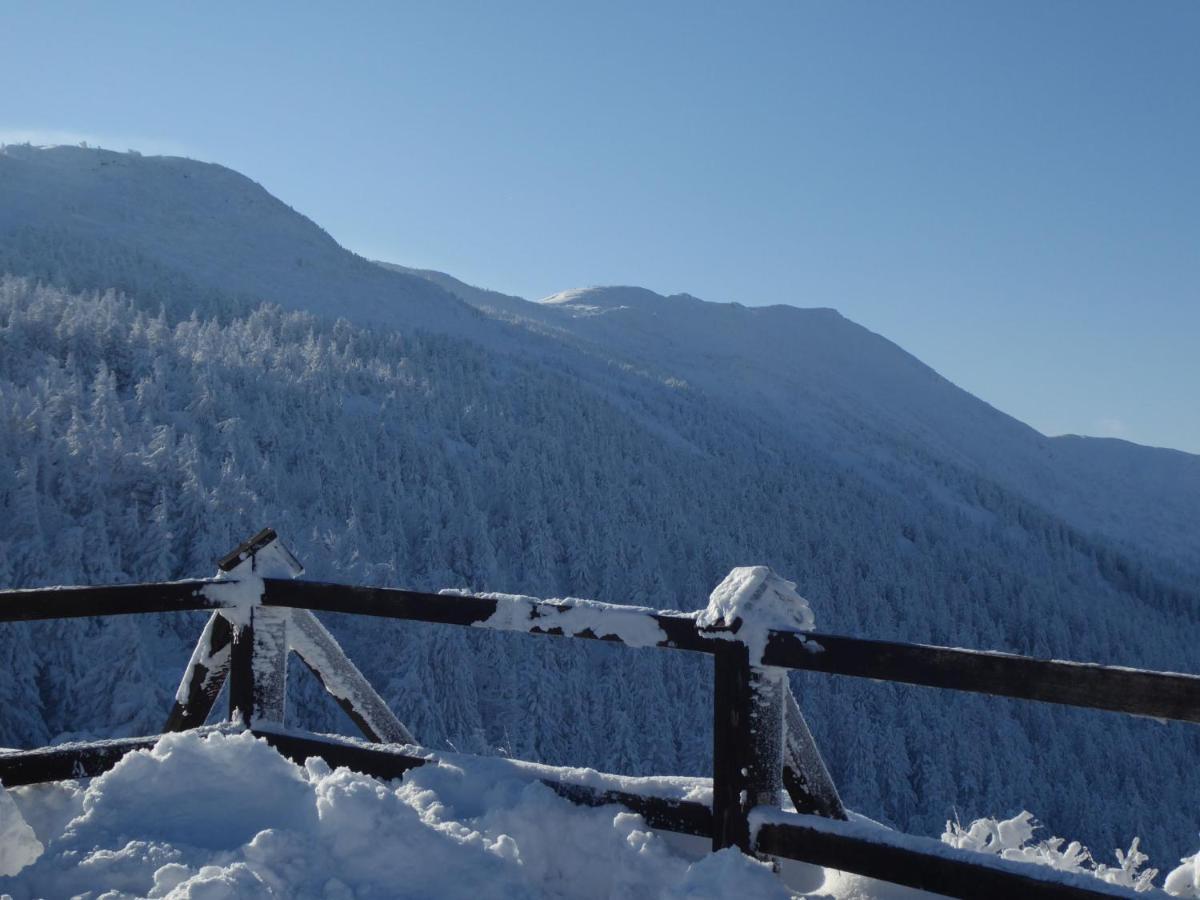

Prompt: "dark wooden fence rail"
[2,568,1194,899]
[6,577,1200,722]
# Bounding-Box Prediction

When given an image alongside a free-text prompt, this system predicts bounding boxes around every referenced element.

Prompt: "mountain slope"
[0,144,482,334]
[396,272,1200,571]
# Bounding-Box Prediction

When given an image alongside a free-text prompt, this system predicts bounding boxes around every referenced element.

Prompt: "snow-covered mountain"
[1,144,1198,864]
[391,268,1200,573]
[0,144,481,334]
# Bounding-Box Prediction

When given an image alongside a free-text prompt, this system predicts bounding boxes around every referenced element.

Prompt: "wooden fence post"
[712,642,784,852]
[227,614,255,725]
[226,607,289,727]
[220,528,302,728]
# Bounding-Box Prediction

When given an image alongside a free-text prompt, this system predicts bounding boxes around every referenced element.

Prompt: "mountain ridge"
[382,265,1200,571]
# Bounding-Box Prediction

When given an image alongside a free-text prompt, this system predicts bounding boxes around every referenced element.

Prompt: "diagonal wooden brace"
[782,683,846,820]
[165,612,234,731]
[287,608,415,744]
[228,606,289,728]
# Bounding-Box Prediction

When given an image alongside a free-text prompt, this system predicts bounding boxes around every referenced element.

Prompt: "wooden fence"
[2,529,1196,898]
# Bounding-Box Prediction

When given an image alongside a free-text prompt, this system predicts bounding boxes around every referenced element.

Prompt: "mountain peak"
[539,285,673,314]
[0,143,479,333]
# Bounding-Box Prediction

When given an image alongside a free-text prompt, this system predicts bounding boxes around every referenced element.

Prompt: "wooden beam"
[225,608,288,727]
[762,631,1200,723]
[249,730,713,838]
[263,579,1200,722]
[0,580,221,622]
[165,613,233,732]
[217,528,281,572]
[753,812,1139,900]
[0,729,422,790]
[251,608,289,724]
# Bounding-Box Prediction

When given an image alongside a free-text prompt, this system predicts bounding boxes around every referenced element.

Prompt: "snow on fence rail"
[2,530,1197,899]
[4,575,1200,722]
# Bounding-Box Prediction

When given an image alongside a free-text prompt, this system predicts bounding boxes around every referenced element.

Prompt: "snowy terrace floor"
[0,728,941,900]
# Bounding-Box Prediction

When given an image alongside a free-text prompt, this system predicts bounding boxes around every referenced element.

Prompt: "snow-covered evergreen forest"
[1,144,1198,866]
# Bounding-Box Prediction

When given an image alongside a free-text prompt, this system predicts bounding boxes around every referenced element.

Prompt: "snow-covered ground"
[6,730,1193,898]
[0,729,893,899]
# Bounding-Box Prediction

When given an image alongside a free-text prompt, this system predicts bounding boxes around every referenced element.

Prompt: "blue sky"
[3,1,1197,452]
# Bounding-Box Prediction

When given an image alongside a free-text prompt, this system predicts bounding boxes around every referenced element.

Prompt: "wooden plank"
[753,813,1145,900]
[266,579,1200,722]
[165,613,234,732]
[762,631,1200,723]
[0,580,221,622]
[288,609,416,744]
[782,685,846,820]
[0,729,424,789]
[711,644,748,851]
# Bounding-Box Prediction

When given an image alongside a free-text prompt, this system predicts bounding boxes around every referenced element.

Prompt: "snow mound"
[0,784,42,876]
[698,567,817,665]
[0,730,793,899]
[1165,852,1200,897]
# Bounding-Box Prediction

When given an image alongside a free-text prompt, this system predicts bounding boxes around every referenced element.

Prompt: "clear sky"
[3,1,1197,452]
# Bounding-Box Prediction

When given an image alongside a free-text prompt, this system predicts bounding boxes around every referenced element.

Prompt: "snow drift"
[0,730,794,899]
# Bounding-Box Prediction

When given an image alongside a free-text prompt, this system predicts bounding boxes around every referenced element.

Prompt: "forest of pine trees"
[1,276,1198,862]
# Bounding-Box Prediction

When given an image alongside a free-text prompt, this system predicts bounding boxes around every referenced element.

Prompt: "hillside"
[391,267,1200,572]
[0,144,480,334]
[1,145,1198,865]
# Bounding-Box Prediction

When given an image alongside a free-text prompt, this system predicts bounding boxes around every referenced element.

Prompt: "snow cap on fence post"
[203,528,304,621]
[697,566,816,670]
